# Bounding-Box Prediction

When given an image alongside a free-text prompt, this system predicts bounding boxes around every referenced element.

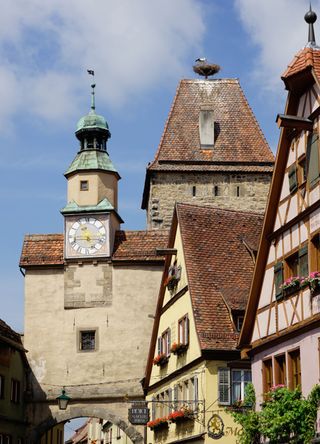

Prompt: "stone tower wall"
[147,171,272,229]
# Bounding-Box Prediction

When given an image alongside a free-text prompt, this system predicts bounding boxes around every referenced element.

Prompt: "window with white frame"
[157,328,171,357]
[218,368,251,405]
[178,314,189,345]
[231,369,252,403]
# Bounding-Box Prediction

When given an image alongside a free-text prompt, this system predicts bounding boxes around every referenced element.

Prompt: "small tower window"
[192,186,196,197]
[236,186,240,197]
[80,180,89,191]
[214,185,220,196]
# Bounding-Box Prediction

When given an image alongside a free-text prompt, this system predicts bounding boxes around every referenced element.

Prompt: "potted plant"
[308,271,320,294]
[280,276,301,297]
[168,408,194,423]
[147,417,169,430]
[164,261,182,291]
[153,353,169,366]
[170,342,188,355]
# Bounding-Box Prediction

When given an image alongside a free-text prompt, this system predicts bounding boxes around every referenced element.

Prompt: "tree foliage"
[229,383,320,444]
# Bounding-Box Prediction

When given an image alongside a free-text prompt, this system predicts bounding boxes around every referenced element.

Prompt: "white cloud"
[0,0,205,129]
[235,0,320,94]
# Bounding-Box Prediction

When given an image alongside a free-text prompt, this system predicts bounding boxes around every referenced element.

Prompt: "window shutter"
[173,384,179,410]
[218,368,230,405]
[168,388,172,412]
[288,164,298,193]
[157,337,162,355]
[152,396,156,420]
[185,316,189,345]
[274,262,284,300]
[167,329,171,356]
[307,133,320,187]
[194,375,198,411]
[299,245,309,277]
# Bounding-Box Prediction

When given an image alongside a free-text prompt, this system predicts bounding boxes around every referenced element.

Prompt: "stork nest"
[193,63,220,78]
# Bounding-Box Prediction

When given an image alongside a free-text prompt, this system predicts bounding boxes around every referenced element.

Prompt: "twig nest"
[193,63,220,78]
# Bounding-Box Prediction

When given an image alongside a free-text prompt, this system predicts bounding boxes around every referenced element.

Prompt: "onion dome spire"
[75,74,111,148]
[305,4,319,48]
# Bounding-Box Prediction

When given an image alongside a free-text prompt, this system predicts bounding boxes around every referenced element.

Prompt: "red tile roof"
[19,231,168,267]
[148,79,274,171]
[282,47,320,80]
[113,230,168,262]
[20,234,64,266]
[177,203,263,350]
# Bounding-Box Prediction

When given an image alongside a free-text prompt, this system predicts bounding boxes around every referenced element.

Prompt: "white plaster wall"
[258,268,273,309]
[283,230,291,255]
[252,327,320,407]
[292,224,300,249]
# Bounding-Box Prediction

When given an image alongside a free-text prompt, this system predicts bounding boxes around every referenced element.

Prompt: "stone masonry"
[148,172,271,229]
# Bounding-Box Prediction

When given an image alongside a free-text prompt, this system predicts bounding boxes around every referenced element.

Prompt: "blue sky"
[1,0,316,332]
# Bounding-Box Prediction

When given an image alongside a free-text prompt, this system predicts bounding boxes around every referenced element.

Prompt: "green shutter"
[288,164,298,193]
[307,133,320,187]
[299,245,309,277]
[274,262,284,300]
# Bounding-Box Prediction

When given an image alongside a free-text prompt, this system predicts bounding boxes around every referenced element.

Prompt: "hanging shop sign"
[128,402,150,425]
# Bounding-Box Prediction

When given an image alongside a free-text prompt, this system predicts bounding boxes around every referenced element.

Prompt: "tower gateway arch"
[20,83,168,442]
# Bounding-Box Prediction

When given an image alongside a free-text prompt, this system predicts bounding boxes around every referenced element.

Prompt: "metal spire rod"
[91,83,96,110]
[305,4,317,46]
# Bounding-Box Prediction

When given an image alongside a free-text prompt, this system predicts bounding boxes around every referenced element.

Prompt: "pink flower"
[271,384,285,391]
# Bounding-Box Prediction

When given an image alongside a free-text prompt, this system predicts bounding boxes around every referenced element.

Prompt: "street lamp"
[56,388,71,410]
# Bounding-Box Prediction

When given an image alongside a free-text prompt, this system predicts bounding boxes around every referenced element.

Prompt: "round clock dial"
[68,217,106,255]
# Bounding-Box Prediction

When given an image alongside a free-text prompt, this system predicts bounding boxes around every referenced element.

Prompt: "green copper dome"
[76,109,109,133]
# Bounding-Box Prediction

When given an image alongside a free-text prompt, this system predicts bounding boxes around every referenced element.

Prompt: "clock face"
[68,217,106,255]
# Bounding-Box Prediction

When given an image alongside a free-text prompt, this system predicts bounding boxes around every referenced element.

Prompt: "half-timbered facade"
[144,204,263,444]
[239,10,320,405]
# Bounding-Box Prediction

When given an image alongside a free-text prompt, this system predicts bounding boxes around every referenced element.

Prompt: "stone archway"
[31,405,144,444]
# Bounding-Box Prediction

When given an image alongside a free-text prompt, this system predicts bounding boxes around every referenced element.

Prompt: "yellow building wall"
[149,225,201,387]
[147,360,243,444]
[147,223,242,443]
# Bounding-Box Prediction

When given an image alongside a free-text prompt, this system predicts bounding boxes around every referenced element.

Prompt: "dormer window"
[199,108,214,149]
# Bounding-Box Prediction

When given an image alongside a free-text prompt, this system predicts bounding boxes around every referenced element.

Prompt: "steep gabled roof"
[19,231,168,267]
[148,79,273,168]
[142,78,274,208]
[144,204,263,388]
[177,204,263,350]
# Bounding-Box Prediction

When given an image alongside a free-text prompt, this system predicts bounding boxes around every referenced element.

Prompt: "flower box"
[164,263,182,291]
[147,417,169,430]
[170,342,188,355]
[168,409,194,423]
[153,353,169,366]
[280,277,301,297]
[308,272,320,295]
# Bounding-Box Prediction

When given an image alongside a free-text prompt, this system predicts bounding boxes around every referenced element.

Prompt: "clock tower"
[61,83,122,259]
